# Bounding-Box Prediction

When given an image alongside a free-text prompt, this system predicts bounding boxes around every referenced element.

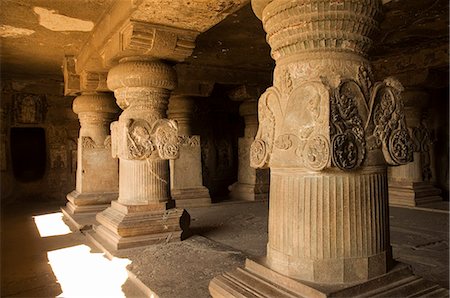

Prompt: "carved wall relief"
[412,119,433,181]
[13,94,47,124]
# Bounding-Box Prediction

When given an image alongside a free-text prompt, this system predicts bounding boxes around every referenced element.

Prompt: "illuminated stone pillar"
[210,1,447,296]
[63,92,119,227]
[388,89,442,206]
[94,58,188,251]
[228,87,269,201]
[168,95,211,207]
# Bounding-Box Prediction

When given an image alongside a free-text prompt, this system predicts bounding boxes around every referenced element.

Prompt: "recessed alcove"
[10,127,46,182]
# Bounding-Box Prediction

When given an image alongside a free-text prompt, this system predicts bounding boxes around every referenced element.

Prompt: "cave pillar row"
[92,23,199,252]
[210,0,448,296]
[228,85,269,201]
[62,66,120,229]
[168,94,211,207]
[388,88,442,206]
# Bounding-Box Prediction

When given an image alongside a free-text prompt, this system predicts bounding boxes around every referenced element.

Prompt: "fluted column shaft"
[249,0,412,284]
[108,57,179,206]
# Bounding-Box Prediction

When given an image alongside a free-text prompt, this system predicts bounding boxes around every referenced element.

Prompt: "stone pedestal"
[92,58,189,252]
[210,0,447,296]
[62,92,119,229]
[388,89,442,206]
[228,99,269,201]
[168,95,211,207]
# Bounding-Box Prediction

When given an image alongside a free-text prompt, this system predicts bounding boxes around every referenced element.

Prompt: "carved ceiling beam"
[371,43,449,84]
[228,84,263,101]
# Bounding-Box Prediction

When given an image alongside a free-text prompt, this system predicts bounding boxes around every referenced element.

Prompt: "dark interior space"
[10,127,46,182]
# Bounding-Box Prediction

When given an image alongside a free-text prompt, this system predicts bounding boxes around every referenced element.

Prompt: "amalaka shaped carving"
[126,118,179,160]
[370,77,413,165]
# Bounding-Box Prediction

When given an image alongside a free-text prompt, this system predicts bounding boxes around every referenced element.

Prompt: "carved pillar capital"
[72,92,119,146]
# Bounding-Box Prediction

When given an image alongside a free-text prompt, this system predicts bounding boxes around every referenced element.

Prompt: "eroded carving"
[13,94,47,124]
[126,118,179,160]
[304,134,330,171]
[371,78,413,165]
[330,80,366,170]
[82,136,96,149]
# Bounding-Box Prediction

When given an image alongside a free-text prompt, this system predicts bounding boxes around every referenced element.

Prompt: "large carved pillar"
[228,86,269,201]
[62,89,119,228]
[388,89,442,206]
[168,95,211,207]
[94,58,188,251]
[210,1,447,296]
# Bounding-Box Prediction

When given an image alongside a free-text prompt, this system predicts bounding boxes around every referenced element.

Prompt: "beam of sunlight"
[47,245,131,298]
[33,212,71,237]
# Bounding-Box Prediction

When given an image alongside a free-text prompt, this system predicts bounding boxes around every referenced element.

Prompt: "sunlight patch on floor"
[33,212,71,237]
[47,244,131,298]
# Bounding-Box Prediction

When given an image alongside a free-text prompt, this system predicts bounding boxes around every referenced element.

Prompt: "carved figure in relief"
[413,117,433,181]
[125,118,179,160]
[13,94,46,124]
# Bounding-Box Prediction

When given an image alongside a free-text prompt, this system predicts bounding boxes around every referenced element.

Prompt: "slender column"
[388,89,442,206]
[228,97,269,201]
[168,95,211,207]
[94,57,188,251]
[209,1,445,296]
[63,92,119,220]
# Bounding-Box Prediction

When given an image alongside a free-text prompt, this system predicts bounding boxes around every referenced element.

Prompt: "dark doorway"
[10,127,46,182]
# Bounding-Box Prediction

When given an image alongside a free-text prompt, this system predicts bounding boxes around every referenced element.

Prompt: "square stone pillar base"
[61,190,118,230]
[172,186,211,208]
[389,182,442,207]
[228,182,268,201]
[90,200,189,253]
[209,258,448,298]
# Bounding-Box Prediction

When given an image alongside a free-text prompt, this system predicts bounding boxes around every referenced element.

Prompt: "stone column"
[388,89,442,206]
[93,57,188,251]
[63,92,119,228]
[228,87,269,201]
[168,95,211,207]
[210,1,446,296]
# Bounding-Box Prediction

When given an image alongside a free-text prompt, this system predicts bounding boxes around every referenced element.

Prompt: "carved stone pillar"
[93,58,188,251]
[168,95,211,207]
[228,90,269,201]
[388,89,442,206]
[63,92,119,228]
[210,0,447,296]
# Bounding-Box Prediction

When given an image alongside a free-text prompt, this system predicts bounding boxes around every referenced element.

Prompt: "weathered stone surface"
[388,89,442,206]
[62,92,119,229]
[210,0,443,296]
[93,58,189,252]
[228,91,269,201]
[168,95,211,207]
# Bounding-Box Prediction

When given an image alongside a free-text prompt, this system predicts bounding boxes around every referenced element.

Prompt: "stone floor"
[1,199,448,297]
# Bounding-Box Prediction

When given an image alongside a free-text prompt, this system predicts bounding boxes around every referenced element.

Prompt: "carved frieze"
[178,135,200,147]
[13,93,47,124]
[250,66,413,171]
[112,118,180,160]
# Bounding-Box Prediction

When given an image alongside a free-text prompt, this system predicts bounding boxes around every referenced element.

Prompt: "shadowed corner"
[180,209,192,240]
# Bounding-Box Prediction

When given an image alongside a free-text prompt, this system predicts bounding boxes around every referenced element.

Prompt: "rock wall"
[1,77,78,204]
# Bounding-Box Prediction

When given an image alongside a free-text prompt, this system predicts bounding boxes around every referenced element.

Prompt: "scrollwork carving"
[178,135,200,147]
[330,80,366,170]
[82,136,96,149]
[126,119,154,159]
[303,134,330,171]
[371,78,413,165]
[250,87,280,168]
